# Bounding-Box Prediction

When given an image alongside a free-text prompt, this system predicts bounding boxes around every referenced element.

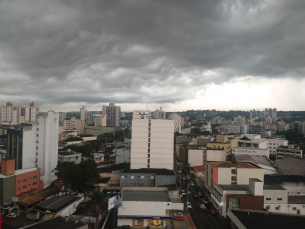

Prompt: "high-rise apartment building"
[169,113,182,133]
[152,107,166,119]
[131,110,174,170]
[80,106,86,121]
[234,116,246,125]
[102,102,121,126]
[0,102,39,125]
[6,111,59,187]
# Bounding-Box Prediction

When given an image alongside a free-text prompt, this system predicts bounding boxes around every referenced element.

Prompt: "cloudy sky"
[1,0,305,112]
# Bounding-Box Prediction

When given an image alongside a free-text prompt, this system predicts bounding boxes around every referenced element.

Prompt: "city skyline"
[1,1,305,112]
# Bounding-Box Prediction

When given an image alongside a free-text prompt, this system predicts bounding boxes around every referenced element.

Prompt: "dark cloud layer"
[0,0,305,107]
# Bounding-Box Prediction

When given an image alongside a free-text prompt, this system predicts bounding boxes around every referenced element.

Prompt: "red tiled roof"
[207,161,259,168]
[194,165,205,172]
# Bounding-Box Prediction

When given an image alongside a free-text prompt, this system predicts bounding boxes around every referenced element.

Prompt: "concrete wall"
[282,182,305,195]
[22,127,36,170]
[232,148,269,157]
[155,175,176,186]
[264,189,288,204]
[116,148,131,164]
[217,168,232,185]
[188,149,204,167]
[264,203,305,215]
[120,173,155,187]
[237,168,264,185]
[206,150,226,162]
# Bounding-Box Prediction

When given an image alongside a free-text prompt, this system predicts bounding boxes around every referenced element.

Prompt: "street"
[174,157,228,229]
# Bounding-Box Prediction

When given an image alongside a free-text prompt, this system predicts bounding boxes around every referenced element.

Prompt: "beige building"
[206,135,238,154]
[205,161,264,192]
[0,102,39,125]
[94,114,107,127]
[63,117,84,135]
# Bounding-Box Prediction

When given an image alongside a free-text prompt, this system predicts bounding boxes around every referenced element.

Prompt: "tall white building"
[6,111,59,187]
[102,102,121,126]
[0,102,39,125]
[169,113,182,133]
[80,106,86,121]
[131,110,174,170]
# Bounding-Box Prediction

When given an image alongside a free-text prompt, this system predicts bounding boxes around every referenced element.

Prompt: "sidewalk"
[172,211,195,229]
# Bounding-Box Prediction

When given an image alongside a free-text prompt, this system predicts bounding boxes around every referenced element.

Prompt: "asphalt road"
[174,157,226,229]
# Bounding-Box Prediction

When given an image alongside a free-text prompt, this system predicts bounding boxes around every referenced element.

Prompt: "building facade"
[131,110,174,170]
[102,102,121,126]
[169,113,182,133]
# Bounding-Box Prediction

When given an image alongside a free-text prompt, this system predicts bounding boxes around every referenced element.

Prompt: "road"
[174,157,227,229]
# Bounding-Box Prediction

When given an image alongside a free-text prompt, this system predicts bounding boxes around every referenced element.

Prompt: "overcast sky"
[1,0,305,112]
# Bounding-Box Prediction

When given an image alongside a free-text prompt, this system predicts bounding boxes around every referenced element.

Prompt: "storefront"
[118,216,171,228]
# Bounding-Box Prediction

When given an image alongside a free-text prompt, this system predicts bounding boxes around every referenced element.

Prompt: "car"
[202,198,209,204]
[177,212,184,216]
[6,213,16,218]
[178,170,182,174]
[187,204,192,209]
[209,209,216,214]
[190,182,194,186]
[77,193,84,197]
[200,204,206,210]
[186,175,190,180]
[193,193,198,198]
[198,192,203,197]
[181,190,186,196]
[173,215,184,221]
[182,176,187,180]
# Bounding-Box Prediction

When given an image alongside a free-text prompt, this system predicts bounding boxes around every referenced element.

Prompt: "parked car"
[179,170,182,174]
[190,182,194,186]
[6,213,16,218]
[177,212,184,216]
[209,209,216,214]
[187,203,192,209]
[173,215,184,221]
[200,204,206,210]
[198,192,203,197]
[182,176,187,180]
[202,198,209,204]
[181,190,186,196]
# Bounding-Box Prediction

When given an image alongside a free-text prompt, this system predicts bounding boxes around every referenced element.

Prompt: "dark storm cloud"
[0,0,304,106]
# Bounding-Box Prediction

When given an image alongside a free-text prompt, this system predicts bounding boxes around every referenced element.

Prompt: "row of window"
[121,175,154,180]
[16,182,38,190]
[17,176,38,184]
[266,198,282,201]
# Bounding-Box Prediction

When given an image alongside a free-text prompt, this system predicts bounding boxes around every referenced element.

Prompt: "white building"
[6,111,59,187]
[116,147,131,164]
[80,106,86,121]
[117,187,183,228]
[0,102,39,125]
[267,138,288,155]
[102,102,121,126]
[232,147,269,157]
[131,110,174,170]
[221,125,241,134]
[58,150,82,164]
[169,113,181,133]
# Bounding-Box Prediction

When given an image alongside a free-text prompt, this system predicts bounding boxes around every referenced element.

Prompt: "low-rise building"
[276,157,305,175]
[206,135,238,154]
[235,155,277,175]
[58,150,82,164]
[232,147,269,157]
[275,145,303,161]
[117,187,183,228]
[115,147,131,164]
[120,168,176,187]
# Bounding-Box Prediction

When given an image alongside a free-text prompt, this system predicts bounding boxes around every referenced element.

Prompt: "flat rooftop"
[263,185,286,190]
[121,168,175,176]
[208,161,259,169]
[217,184,250,191]
[231,210,305,229]
[123,190,170,202]
[264,175,305,185]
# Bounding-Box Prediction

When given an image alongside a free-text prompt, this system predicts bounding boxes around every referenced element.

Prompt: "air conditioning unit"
[265,205,270,210]
[275,206,280,210]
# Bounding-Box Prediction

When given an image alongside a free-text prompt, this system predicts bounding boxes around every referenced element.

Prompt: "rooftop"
[263,185,286,190]
[123,190,170,202]
[276,157,305,176]
[217,184,250,191]
[58,151,81,156]
[35,196,78,213]
[208,161,259,169]
[99,163,130,173]
[230,209,305,229]
[20,216,87,229]
[99,177,111,183]
[264,175,305,185]
[235,155,276,171]
[15,167,38,175]
[121,168,175,175]
[194,165,205,172]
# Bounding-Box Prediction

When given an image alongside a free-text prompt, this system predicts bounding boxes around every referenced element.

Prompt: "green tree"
[55,162,77,194]
[88,188,108,227]
[191,127,201,134]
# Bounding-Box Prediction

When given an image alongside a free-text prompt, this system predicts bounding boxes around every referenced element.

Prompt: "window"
[231,176,237,181]
[36,146,38,149]
[36,141,38,144]
[33,182,37,185]
[33,176,37,179]
[121,176,125,179]
[231,169,237,174]
[266,198,271,200]
[148,159,150,163]
[148,154,150,158]
[293,207,297,210]
[17,180,21,184]
[141,176,144,179]
[36,134,39,137]
[23,179,27,182]
[229,198,240,209]
[17,187,21,191]
[131,176,134,180]
[23,185,27,189]
[277,198,282,201]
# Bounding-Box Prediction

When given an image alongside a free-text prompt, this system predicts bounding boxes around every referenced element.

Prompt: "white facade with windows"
[232,147,269,157]
[169,113,181,133]
[131,111,174,170]
[267,138,288,155]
